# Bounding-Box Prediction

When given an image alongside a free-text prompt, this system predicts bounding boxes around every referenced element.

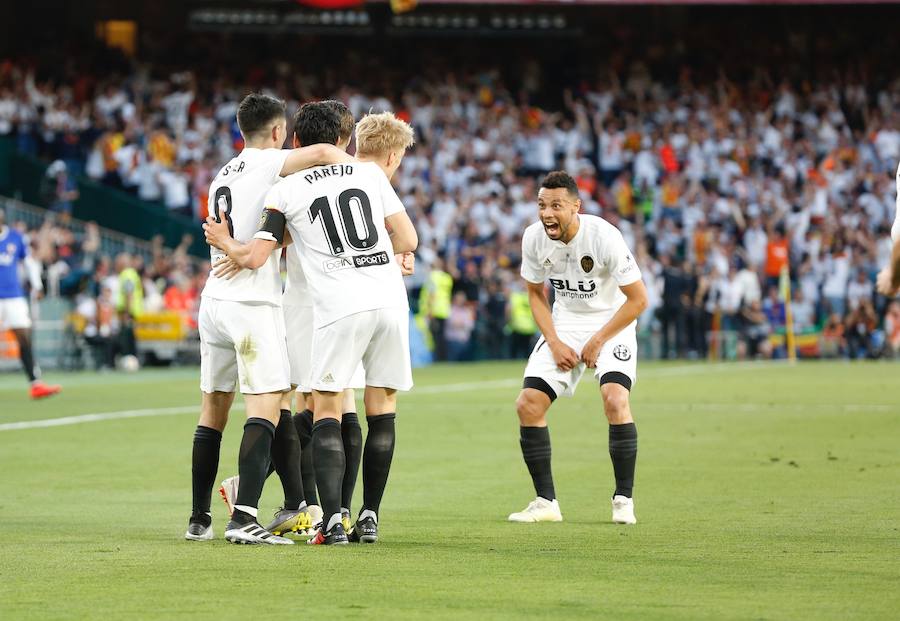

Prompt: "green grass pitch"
[1,361,899,620]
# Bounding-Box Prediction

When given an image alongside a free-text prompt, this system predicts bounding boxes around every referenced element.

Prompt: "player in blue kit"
[0,207,61,399]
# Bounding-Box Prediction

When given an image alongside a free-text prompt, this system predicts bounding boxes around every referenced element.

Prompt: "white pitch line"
[0,361,782,432]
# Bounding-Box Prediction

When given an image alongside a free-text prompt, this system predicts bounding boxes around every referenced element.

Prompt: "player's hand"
[396,252,415,276]
[203,216,230,250]
[212,255,242,280]
[876,266,897,296]
[580,333,606,369]
[549,339,580,372]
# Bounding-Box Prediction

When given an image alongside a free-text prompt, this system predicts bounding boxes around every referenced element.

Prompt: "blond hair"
[355,112,415,157]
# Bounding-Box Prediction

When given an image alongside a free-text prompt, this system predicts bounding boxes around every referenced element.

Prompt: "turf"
[1,361,898,620]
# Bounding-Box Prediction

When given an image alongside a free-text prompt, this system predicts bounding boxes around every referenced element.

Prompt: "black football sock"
[272,409,304,511]
[341,412,363,513]
[609,422,638,498]
[191,425,221,525]
[520,426,555,501]
[293,409,318,506]
[312,418,345,528]
[13,331,38,382]
[232,417,276,526]
[361,413,396,516]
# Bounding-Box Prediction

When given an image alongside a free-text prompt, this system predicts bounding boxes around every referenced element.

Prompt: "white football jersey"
[892,161,900,242]
[521,214,642,330]
[259,162,408,327]
[202,148,288,306]
[283,245,311,308]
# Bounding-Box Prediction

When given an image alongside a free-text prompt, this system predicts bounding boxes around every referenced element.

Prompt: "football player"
[508,171,648,525]
[205,111,417,544]
[185,93,351,544]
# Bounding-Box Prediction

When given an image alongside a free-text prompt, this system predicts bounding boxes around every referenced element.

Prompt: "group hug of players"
[185,88,732,546]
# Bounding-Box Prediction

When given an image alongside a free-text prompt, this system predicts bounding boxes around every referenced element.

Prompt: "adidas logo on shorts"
[320,373,335,383]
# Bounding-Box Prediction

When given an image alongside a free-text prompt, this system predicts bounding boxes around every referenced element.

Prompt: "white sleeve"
[24,255,42,291]
[379,170,405,218]
[605,229,642,287]
[269,149,291,183]
[892,161,900,242]
[519,228,546,284]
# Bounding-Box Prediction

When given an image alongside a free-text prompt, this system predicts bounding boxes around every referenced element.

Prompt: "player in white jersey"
[876,161,900,296]
[205,111,417,545]
[186,93,352,545]
[508,171,648,526]
[212,102,398,536]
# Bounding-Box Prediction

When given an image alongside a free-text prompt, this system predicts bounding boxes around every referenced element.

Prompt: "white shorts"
[523,324,637,399]
[0,297,32,330]
[310,307,412,393]
[285,304,366,392]
[199,298,290,395]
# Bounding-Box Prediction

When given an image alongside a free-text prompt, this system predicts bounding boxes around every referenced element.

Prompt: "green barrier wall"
[0,139,206,257]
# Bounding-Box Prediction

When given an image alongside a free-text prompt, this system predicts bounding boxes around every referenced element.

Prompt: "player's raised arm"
[280,143,355,177]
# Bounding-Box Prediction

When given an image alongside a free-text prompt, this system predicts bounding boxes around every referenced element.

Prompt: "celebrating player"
[205,111,417,545]
[185,93,352,545]
[0,207,61,400]
[508,171,648,525]
[214,101,371,536]
[876,162,900,297]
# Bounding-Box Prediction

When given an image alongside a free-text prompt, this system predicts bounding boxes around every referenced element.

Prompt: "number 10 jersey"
[260,161,409,328]
[202,147,288,306]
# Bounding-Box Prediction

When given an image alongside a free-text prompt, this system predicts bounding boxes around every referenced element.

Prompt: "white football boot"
[508,497,563,522]
[218,476,239,516]
[298,504,324,536]
[611,495,636,524]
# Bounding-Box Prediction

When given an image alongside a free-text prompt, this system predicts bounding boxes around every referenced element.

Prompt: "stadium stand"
[1,9,899,364]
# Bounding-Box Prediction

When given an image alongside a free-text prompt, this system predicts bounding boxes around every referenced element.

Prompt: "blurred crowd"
[7,211,207,368]
[3,40,900,361]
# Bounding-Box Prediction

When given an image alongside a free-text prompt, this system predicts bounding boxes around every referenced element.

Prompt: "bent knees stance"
[516,389,551,426]
[600,383,632,424]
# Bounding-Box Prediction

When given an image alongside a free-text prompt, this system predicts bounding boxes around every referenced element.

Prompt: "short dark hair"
[321,100,355,142]
[540,171,579,198]
[292,102,341,147]
[236,93,286,138]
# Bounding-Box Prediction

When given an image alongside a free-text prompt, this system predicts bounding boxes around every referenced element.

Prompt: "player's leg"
[594,329,639,525]
[186,390,233,540]
[340,384,363,529]
[222,302,294,544]
[4,297,59,398]
[286,306,320,517]
[350,307,413,543]
[509,385,563,522]
[264,386,310,535]
[305,313,369,545]
[308,389,348,545]
[188,300,237,541]
[348,385,397,543]
[509,334,583,523]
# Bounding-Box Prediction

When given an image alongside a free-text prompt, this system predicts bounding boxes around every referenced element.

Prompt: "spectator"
[446,292,476,361]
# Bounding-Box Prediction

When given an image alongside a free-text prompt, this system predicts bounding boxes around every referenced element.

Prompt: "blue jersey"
[0,226,27,299]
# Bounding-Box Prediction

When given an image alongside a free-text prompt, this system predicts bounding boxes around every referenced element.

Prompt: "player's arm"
[876,237,900,296]
[203,208,283,270]
[525,279,580,371]
[19,239,43,298]
[280,144,355,177]
[385,211,418,254]
[581,280,649,368]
